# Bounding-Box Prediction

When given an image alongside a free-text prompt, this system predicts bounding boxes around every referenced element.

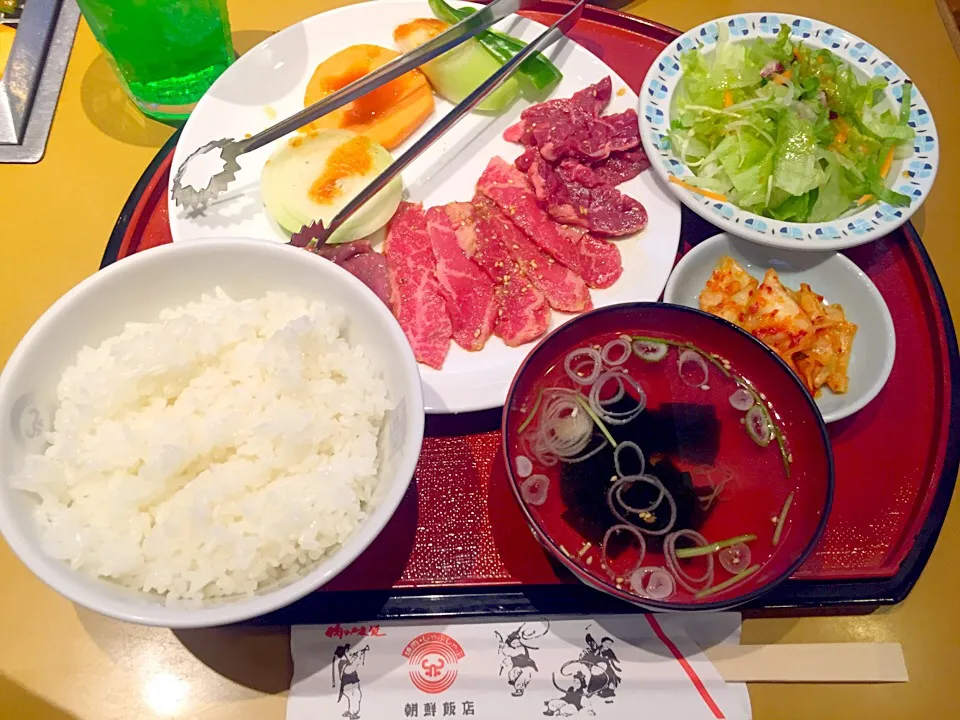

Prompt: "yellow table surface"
[2,1,959,717]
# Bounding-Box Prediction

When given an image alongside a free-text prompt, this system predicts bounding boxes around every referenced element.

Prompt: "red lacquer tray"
[102,2,959,618]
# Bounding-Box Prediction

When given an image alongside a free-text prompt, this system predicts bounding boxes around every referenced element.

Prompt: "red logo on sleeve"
[401,632,466,694]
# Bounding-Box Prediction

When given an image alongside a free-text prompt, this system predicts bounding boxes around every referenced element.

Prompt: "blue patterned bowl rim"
[638,13,939,251]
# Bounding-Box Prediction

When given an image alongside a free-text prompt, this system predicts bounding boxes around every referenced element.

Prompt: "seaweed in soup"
[558,400,717,548]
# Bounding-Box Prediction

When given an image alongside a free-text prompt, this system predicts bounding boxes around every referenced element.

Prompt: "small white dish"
[663,232,895,423]
[0,239,425,627]
[638,12,938,251]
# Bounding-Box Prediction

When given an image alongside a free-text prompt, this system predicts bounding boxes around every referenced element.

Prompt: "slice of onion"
[520,474,550,506]
[614,441,645,478]
[606,474,677,536]
[515,455,533,478]
[592,369,627,405]
[719,544,752,574]
[561,438,609,464]
[605,480,633,526]
[629,566,675,600]
[729,387,754,411]
[745,405,773,447]
[643,568,676,600]
[600,524,647,578]
[537,390,593,460]
[609,475,663,515]
[528,431,558,467]
[677,349,709,388]
[588,371,647,426]
[564,347,602,385]
[632,339,669,362]
[601,337,632,367]
[664,529,715,593]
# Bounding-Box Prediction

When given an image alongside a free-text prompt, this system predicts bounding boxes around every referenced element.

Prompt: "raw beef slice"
[477,157,584,274]
[559,224,623,290]
[425,205,497,351]
[456,199,550,347]
[502,77,635,163]
[528,154,648,237]
[384,202,452,369]
[474,195,590,313]
[315,240,392,306]
[503,76,613,146]
[590,149,651,186]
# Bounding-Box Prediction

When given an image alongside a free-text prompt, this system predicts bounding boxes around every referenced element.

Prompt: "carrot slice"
[669,176,729,203]
[772,68,793,85]
[723,89,734,108]
[880,146,896,179]
[856,194,874,206]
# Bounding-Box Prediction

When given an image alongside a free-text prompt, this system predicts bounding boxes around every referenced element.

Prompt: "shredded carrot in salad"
[880,146,896,179]
[669,176,729,203]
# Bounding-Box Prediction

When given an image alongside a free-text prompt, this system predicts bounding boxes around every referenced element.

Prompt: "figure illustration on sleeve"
[495,620,549,697]
[543,662,604,717]
[333,641,370,719]
[579,632,621,702]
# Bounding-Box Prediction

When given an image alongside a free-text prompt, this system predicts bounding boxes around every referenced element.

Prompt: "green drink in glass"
[77,0,235,122]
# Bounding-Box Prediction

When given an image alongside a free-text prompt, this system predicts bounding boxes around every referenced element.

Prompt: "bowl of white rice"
[0,238,424,628]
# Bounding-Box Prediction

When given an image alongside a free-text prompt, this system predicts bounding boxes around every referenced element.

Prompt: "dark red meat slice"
[532,115,613,163]
[512,77,611,138]
[556,159,648,235]
[452,200,550,347]
[477,157,584,273]
[425,206,497,352]
[315,239,372,264]
[528,108,638,163]
[570,76,612,114]
[528,154,648,237]
[312,240,392,306]
[504,90,603,160]
[502,77,638,164]
[558,224,622,290]
[601,109,641,152]
[474,195,591,314]
[514,147,538,173]
[340,251,392,306]
[590,149,651,186]
[526,154,582,225]
[517,147,648,186]
[384,202,452,369]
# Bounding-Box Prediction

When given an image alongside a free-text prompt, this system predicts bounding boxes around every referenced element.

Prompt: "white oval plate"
[638,12,938,251]
[168,0,681,414]
[664,232,895,423]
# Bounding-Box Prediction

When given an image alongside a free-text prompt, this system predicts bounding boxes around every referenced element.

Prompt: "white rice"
[11,288,391,604]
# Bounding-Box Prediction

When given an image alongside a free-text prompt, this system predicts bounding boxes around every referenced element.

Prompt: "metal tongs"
[171,0,586,243]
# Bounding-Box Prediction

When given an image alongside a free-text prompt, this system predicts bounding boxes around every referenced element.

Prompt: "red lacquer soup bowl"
[502,303,834,611]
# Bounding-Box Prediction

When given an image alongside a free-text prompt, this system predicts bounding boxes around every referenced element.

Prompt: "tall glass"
[76,0,235,122]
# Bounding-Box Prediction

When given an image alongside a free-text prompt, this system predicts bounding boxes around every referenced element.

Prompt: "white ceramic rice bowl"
[0,238,424,628]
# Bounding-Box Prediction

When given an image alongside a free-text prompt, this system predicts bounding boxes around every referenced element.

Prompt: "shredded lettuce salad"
[668,25,914,222]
